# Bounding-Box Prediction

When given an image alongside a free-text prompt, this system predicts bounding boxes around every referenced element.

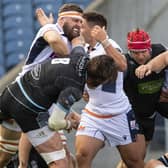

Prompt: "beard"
[63,22,80,41]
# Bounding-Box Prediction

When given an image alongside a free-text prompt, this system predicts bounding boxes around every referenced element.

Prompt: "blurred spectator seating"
[1,0,92,75]
[32,0,63,31]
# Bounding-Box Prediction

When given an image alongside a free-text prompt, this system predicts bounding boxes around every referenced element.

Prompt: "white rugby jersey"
[85,39,132,115]
[17,23,71,78]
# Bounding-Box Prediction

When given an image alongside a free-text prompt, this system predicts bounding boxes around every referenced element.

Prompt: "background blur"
[0,0,167,167]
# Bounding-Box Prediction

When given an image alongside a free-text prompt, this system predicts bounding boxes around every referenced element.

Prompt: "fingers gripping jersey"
[48,87,82,131]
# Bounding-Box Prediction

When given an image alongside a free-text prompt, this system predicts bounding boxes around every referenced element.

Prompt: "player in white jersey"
[75,12,146,168]
[0,4,83,168]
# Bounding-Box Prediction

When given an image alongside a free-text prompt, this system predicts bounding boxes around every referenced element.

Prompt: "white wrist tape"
[101,38,111,48]
[48,103,69,131]
[41,148,66,164]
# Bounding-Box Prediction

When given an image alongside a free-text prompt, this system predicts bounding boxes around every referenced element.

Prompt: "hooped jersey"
[85,39,132,115]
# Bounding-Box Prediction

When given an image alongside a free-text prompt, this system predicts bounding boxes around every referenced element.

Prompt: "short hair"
[83,12,107,29]
[87,55,117,88]
[58,3,83,14]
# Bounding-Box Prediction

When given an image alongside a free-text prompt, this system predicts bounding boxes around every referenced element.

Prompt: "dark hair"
[58,3,83,14]
[87,55,117,88]
[83,12,107,29]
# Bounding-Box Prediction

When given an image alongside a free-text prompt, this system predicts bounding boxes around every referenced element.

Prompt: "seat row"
[0,0,92,76]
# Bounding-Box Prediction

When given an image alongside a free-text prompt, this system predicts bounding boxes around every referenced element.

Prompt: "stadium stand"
[4,27,34,42]
[32,0,63,31]
[2,0,34,70]
[65,0,91,9]
[1,0,31,6]
[6,53,24,70]
[0,0,5,77]
[0,0,93,76]
[2,2,32,18]
[5,39,32,69]
[3,16,34,31]
[0,40,4,64]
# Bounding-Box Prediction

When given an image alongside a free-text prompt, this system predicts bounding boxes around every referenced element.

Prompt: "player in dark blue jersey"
[4,4,84,168]
[0,45,118,168]
[117,28,168,168]
[136,46,168,168]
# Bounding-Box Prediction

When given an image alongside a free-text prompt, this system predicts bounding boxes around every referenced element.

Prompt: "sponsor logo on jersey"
[138,79,163,94]
[31,64,41,80]
[51,58,70,64]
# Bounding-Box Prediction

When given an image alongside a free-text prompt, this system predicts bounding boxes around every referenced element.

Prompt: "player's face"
[130,50,151,64]
[80,19,92,44]
[63,17,83,41]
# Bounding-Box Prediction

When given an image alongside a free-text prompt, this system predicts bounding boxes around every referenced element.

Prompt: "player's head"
[127,28,151,64]
[127,28,151,51]
[58,3,83,41]
[81,12,107,44]
[86,55,117,88]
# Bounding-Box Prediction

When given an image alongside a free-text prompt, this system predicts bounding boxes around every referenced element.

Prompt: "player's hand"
[91,25,107,43]
[66,112,81,130]
[135,64,152,79]
[83,91,89,102]
[36,8,54,26]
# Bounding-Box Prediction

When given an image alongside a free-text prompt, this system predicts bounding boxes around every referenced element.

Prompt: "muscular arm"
[102,41,127,71]
[136,51,168,79]
[145,51,168,72]
[43,30,69,57]
[18,133,32,168]
[36,8,69,57]
[91,25,127,72]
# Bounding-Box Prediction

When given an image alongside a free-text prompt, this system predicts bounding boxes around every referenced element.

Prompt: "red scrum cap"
[127,28,151,51]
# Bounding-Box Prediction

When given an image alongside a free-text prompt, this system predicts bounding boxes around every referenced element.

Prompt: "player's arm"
[18,133,32,168]
[91,25,127,72]
[145,51,168,72]
[48,87,82,131]
[43,30,69,57]
[136,51,168,79]
[36,8,69,57]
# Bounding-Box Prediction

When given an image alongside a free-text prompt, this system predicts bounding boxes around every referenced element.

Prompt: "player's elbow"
[47,36,60,45]
[118,61,127,72]
[44,31,61,44]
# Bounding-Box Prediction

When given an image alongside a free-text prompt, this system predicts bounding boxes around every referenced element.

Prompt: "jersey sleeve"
[37,24,59,37]
[57,87,83,110]
[109,39,123,53]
